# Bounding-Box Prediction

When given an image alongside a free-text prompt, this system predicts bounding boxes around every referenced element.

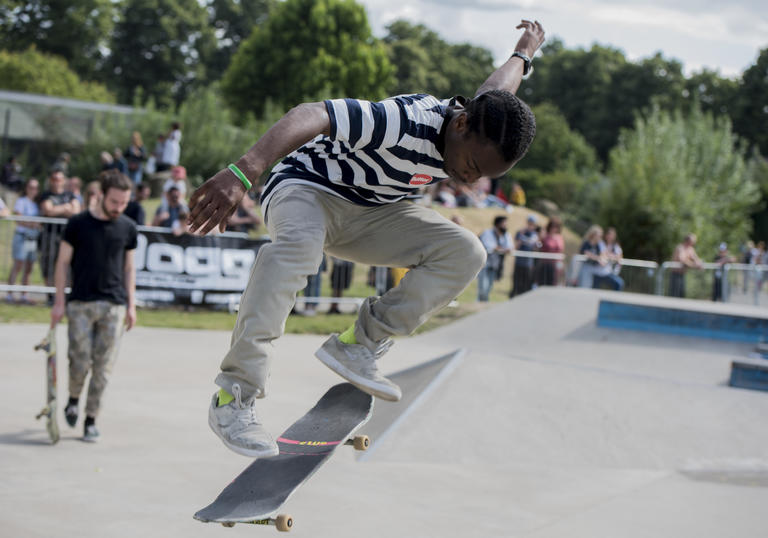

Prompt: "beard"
[101,200,121,221]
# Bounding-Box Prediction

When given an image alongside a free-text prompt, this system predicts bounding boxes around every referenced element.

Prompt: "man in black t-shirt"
[38,170,81,292]
[51,169,137,443]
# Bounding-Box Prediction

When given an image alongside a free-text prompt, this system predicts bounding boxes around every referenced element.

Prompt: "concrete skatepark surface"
[2,287,768,537]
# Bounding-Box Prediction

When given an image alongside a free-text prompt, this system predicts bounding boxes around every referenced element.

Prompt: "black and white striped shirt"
[260,94,453,212]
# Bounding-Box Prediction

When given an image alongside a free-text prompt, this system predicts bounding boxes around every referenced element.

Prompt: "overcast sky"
[358,0,767,77]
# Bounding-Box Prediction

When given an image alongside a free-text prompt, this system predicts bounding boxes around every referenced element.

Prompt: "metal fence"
[3,215,768,308]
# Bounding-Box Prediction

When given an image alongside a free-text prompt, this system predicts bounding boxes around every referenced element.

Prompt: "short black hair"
[493,215,507,227]
[465,89,536,164]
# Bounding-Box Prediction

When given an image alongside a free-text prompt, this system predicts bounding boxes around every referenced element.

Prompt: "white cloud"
[358,0,767,77]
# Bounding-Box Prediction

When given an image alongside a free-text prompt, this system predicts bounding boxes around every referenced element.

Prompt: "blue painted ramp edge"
[730,361,768,392]
[597,300,768,343]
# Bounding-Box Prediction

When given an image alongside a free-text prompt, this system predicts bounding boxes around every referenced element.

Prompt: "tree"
[0,47,113,102]
[221,0,393,119]
[683,69,738,119]
[107,0,217,106]
[0,0,114,79]
[205,0,277,81]
[522,40,688,162]
[383,20,494,97]
[733,48,768,156]
[505,102,600,221]
[598,106,760,261]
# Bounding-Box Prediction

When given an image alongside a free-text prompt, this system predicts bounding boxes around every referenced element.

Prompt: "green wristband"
[228,163,252,190]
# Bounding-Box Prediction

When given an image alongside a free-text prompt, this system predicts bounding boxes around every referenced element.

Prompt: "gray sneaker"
[208,383,279,458]
[315,334,402,401]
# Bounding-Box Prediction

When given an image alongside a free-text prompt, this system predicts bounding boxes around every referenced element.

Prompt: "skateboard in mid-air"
[194,383,374,532]
[34,327,60,444]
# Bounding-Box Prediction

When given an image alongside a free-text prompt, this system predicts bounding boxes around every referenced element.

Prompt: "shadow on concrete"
[0,429,56,446]
[358,349,463,460]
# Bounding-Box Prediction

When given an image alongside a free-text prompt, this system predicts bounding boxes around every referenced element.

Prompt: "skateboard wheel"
[275,514,293,532]
[353,435,370,451]
[221,522,235,528]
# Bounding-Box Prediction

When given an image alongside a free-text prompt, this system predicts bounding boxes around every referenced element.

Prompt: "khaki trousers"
[216,185,486,400]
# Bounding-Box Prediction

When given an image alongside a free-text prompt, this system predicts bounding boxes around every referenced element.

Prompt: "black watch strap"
[512,51,532,76]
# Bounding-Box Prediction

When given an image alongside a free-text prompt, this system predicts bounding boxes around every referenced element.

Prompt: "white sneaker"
[208,384,279,458]
[315,334,402,401]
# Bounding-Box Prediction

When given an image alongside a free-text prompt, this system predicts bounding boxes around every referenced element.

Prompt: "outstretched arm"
[188,102,330,235]
[475,20,546,97]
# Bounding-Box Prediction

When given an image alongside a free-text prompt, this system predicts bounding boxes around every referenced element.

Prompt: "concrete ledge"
[597,298,768,343]
[730,360,768,392]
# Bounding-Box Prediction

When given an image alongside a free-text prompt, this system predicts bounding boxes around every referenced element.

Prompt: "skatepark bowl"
[2,286,768,537]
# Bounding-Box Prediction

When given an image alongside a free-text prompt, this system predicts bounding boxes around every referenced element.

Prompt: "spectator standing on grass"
[712,243,736,302]
[100,151,115,171]
[160,165,188,210]
[83,181,102,213]
[39,170,81,299]
[6,178,41,304]
[51,153,70,175]
[510,215,540,297]
[158,122,182,172]
[591,226,624,291]
[669,233,703,298]
[536,216,564,286]
[51,169,137,443]
[67,176,84,205]
[477,215,512,301]
[328,257,355,314]
[148,133,166,173]
[125,131,147,185]
[578,225,603,288]
[113,148,128,175]
[152,186,189,228]
[302,254,327,316]
[1,156,24,196]
[124,183,150,225]
[227,193,262,234]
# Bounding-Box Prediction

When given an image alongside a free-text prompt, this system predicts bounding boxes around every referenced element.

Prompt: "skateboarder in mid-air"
[189,20,546,458]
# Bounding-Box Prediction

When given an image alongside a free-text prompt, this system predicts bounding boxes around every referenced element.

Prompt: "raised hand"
[515,20,546,56]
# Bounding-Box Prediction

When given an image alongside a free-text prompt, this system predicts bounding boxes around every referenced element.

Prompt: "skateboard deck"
[34,328,59,444]
[194,383,374,531]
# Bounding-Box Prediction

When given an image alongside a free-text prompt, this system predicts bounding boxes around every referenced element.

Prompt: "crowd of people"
[0,122,267,305]
[0,144,765,309]
[475,213,566,301]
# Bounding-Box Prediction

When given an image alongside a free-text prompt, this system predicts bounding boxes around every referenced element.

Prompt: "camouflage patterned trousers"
[66,300,126,418]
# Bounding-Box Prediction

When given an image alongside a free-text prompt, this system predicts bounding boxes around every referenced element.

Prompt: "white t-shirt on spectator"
[161,129,181,166]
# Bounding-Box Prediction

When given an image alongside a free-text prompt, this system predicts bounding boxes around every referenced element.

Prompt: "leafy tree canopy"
[0,0,114,79]
[733,48,768,156]
[221,0,393,118]
[206,0,277,81]
[0,47,114,102]
[598,105,760,260]
[383,20,494,98]
[107,0,217,107]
